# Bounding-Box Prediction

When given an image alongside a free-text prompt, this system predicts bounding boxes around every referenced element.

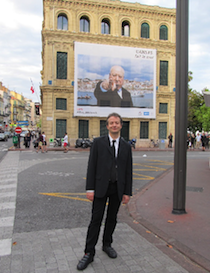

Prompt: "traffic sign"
[15,127,22,134]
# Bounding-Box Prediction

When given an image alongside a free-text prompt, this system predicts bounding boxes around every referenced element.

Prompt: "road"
[1,148,209,235]
[13,150,175,233]
[0,137,13,162]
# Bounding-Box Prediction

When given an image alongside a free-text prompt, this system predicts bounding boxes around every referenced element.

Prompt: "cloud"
[1,0,210,104]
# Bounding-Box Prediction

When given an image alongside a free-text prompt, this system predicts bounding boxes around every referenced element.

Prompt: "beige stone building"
[41,0,176,147]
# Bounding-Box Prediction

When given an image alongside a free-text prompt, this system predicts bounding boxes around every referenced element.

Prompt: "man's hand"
[86,192,94,201]
[101,79,116,91]
[122,195,130,204]
[101,80,110,90]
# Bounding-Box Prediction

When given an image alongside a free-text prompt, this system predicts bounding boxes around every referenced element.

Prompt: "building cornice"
[44,0,176,18]
[42,29,176,51]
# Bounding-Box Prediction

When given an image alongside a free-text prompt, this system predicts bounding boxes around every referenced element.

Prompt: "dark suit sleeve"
[94,82,111,106]
[124,145,133,196]
[122,88,133,107]
[86,139,98,191]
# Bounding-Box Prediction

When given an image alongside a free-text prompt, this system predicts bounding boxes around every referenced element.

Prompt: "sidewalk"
[128,156,210,272]
[0,149,209,272]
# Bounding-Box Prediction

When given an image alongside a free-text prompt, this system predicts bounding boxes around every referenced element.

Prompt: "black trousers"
[84,182,121,256]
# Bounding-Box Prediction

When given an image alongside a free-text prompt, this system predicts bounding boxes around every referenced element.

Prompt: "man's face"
[106,116,122,134]
[109,67,124,90]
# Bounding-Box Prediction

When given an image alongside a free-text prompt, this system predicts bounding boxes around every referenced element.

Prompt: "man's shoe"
[102,246,117,258]
[77,253,94,271]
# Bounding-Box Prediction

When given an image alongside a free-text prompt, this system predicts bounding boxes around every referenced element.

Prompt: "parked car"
[5,131,12,138]
[0,132,8,141]
[20,130,29,137]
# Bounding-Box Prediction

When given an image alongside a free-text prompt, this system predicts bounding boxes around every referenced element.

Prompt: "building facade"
[0,82,11,127]
[41,0,176,147]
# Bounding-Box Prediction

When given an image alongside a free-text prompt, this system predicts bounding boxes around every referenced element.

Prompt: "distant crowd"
[187,132,210,151]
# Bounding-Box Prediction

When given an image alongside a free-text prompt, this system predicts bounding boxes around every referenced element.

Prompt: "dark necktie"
[112,140,116,158]
[110,140,117,183]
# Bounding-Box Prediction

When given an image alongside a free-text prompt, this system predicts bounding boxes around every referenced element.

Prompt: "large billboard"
[74,42,156,118]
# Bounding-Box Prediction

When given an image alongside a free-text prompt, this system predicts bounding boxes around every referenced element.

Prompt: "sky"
[0,0,210,102]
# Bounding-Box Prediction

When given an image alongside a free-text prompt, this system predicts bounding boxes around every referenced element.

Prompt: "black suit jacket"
[86,136,133,201]
[94,81,133,107]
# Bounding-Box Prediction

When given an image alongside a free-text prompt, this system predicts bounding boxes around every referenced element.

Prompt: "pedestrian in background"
[42,132,47,152]
[190,133,195,149]
[77,112,133,271]
[168,133,173,148]
[201,132,206,151]
[27,131,32,148]
[195,133,201,149]
[36,132,44,153]
[63,132,68,153]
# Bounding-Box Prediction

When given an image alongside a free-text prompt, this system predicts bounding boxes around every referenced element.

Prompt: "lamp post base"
[172,209,187,215]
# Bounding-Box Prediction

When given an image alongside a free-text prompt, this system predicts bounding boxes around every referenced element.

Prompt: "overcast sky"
[0,0,209,102]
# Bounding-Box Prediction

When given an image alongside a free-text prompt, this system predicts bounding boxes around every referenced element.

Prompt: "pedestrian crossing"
[0,144,8,152]
[0,152,19,257]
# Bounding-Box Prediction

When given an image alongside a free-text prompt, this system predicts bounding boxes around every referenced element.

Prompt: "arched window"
[141,23,150,38]
[57,14,68,30]
[160,25,168,40]
[80,16,90,32]
[101,19,110,34]
[122,21,130,37]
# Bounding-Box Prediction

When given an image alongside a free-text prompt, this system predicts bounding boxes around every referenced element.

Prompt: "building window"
[160,61,168,86]
[57,52,67,79]
[101,19,110,34]
[140,122,149,139]
[80,16,90,32]
[122,21,130,37]
[121,121,129,141]
[159,122,167,139]
[160,25,168,40]
[100,120,108,136]
[159,103,168,114]
[56,119,66,138]
[79,120,89,138]
[57,14,68,30]
[56,98,67,110]
[141,23,150,38]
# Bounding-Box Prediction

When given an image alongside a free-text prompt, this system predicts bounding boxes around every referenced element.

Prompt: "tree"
[187,72,205,132]
[195,103,210,132]
[188,90,204,132]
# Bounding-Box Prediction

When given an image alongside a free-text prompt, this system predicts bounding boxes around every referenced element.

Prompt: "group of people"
[36,132,69,153]
[36,131,47,153]
[187,132,210,151]
[192,132,210,151]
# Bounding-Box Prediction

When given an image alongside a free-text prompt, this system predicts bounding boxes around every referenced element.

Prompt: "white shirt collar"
[117,88,123,99]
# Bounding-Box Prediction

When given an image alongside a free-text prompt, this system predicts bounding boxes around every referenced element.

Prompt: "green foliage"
[188,89,204,132]
[187,71,210,132]
[195,104,210,131]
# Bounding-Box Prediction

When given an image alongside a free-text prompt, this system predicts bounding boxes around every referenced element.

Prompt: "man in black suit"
[94,65,133,107]
[77,112,133,271]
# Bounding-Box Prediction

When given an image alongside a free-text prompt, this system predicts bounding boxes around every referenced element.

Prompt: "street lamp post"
[173,0,189,214]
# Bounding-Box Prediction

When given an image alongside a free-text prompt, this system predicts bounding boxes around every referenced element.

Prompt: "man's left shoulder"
[120,137,131,148]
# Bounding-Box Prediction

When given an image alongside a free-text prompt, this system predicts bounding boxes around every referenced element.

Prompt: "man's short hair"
[106,112,123,125]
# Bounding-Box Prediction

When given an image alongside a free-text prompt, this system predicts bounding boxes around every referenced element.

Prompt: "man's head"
[106,113,123,137]
[109,66,124,90]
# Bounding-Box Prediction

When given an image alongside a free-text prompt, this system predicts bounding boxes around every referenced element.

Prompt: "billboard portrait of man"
[94,65,133,107]
[74,42,156,118]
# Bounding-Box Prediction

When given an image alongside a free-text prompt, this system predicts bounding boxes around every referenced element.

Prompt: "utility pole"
[173,0,189,214]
